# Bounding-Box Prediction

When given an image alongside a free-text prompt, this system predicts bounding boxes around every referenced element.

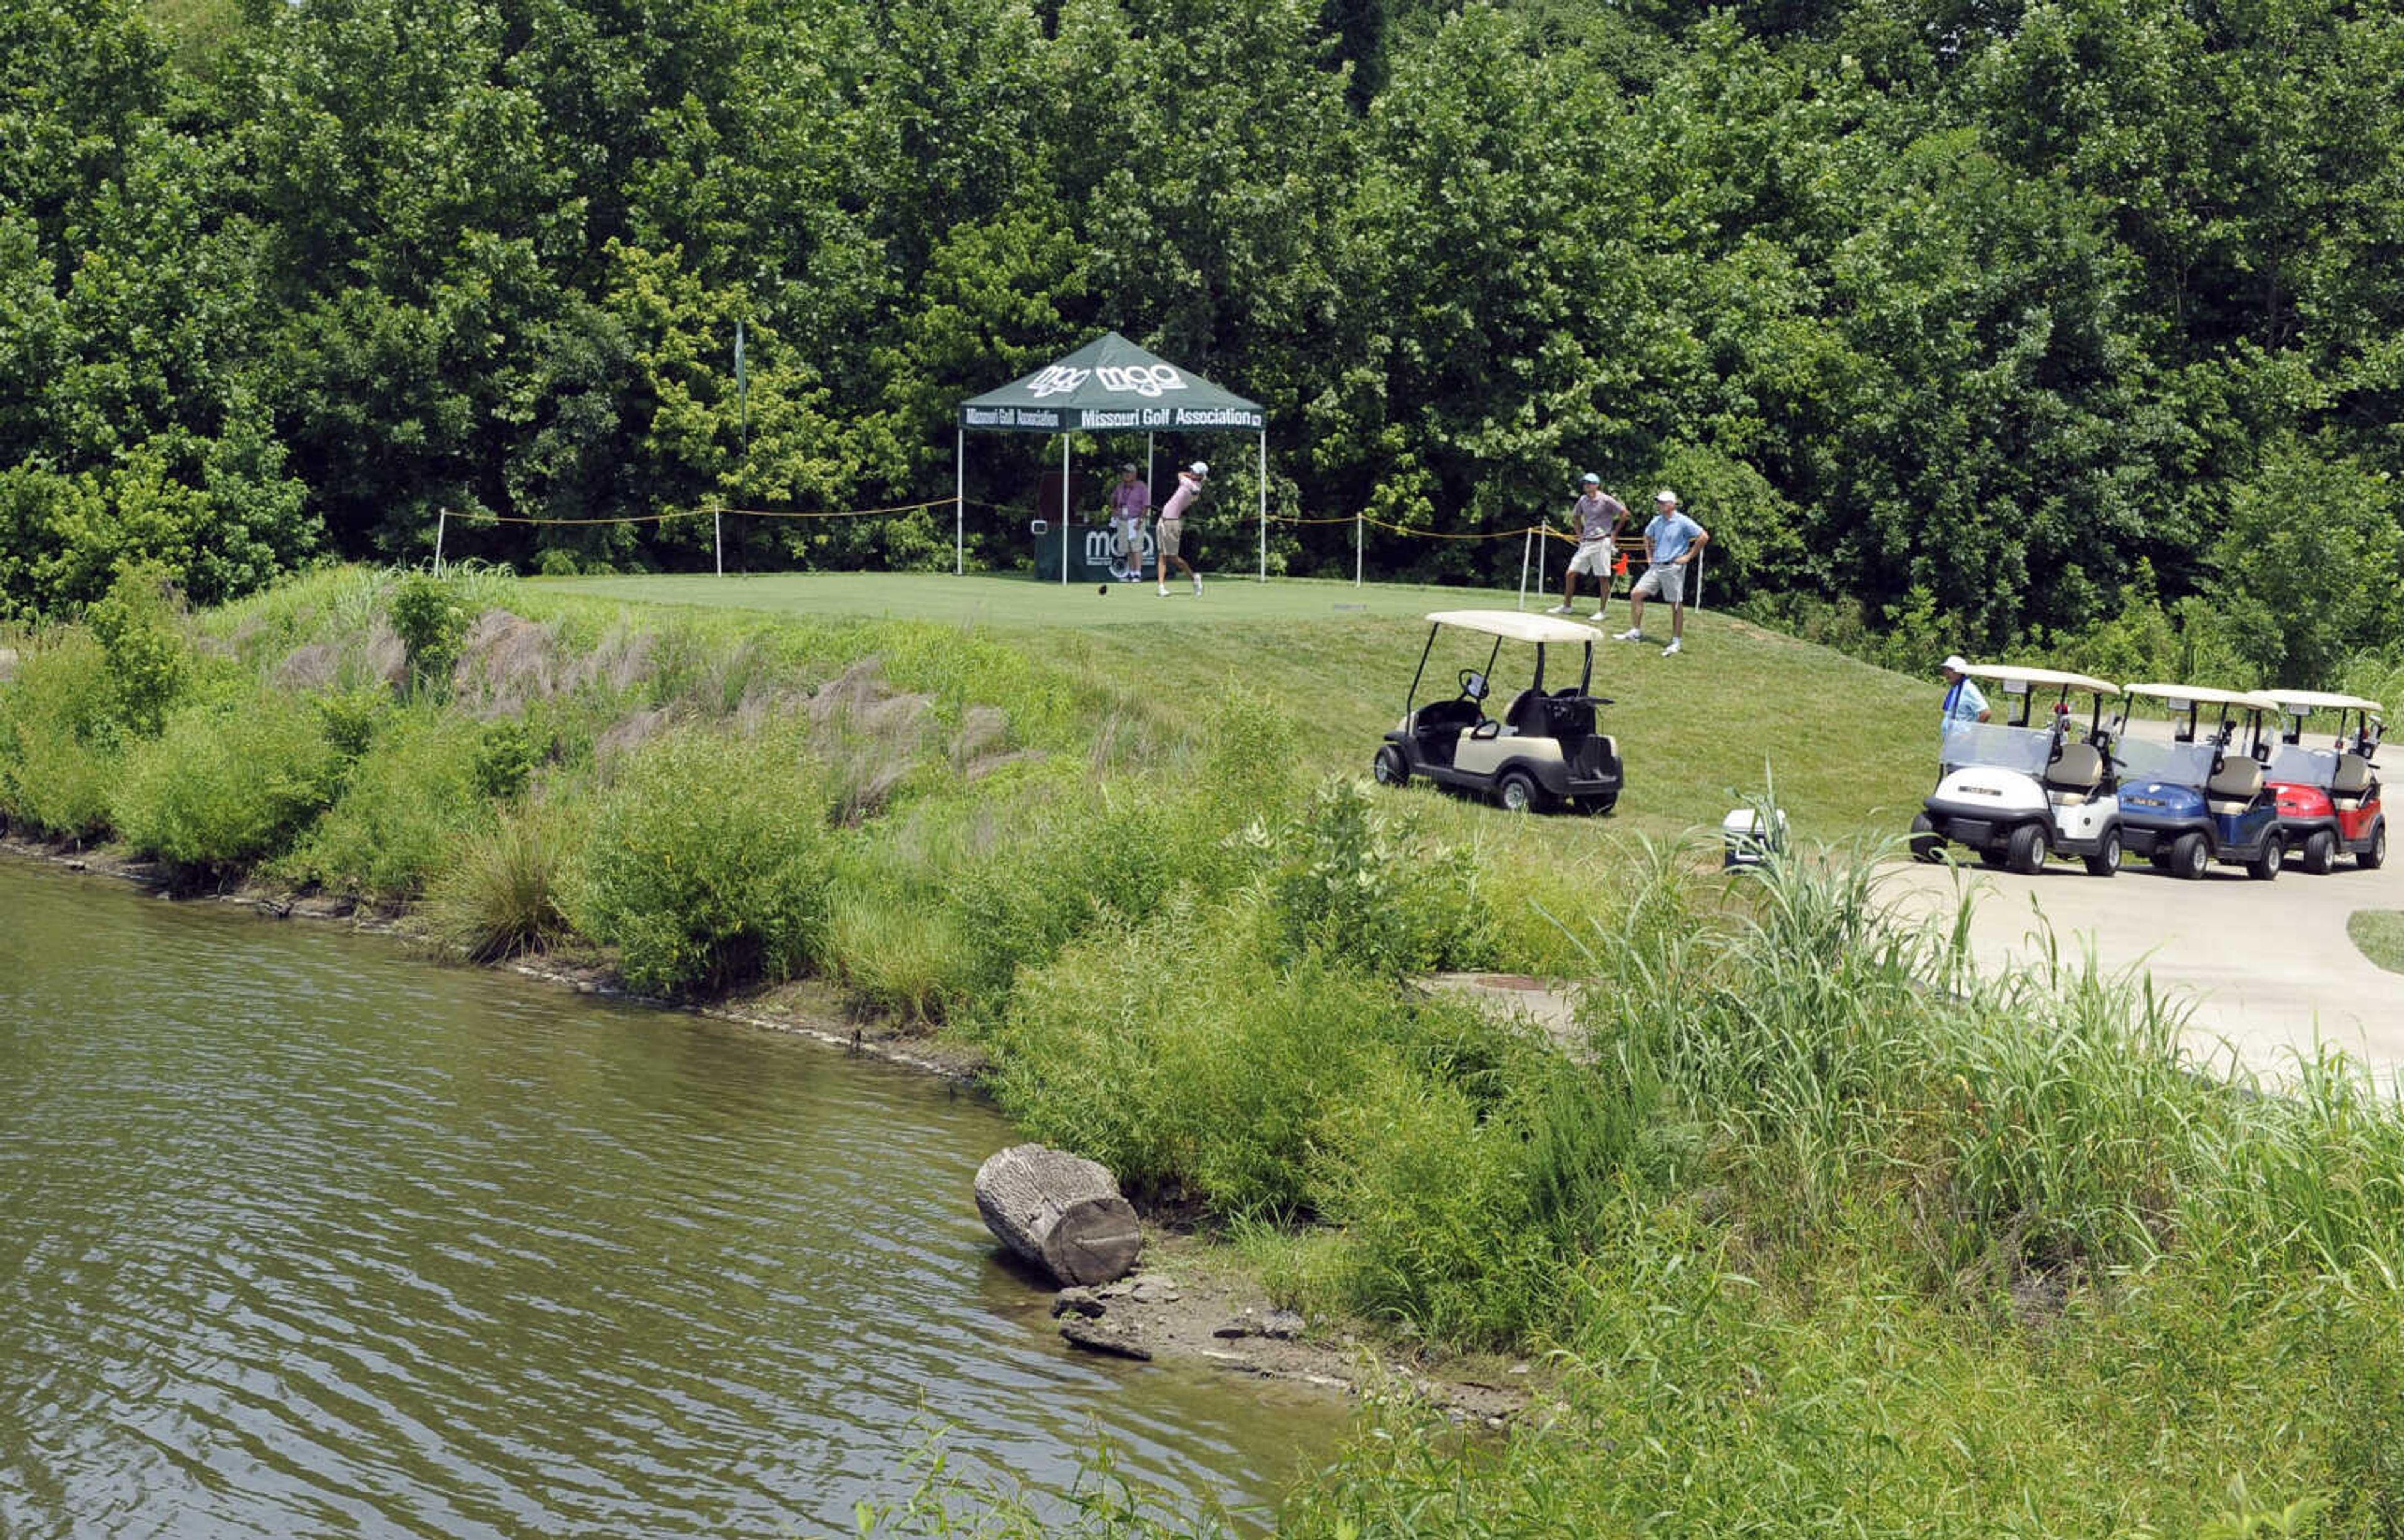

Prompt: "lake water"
[0,856,1343,1536]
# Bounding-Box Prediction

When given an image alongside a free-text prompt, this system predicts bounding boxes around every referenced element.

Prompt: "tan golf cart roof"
[2122,683,2288,711]
[1966,664,2119,696]
[2261,689,2385,714]
[1425,610,1605,645]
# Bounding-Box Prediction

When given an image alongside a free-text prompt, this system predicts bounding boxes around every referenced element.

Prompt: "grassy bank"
[8,563,2404,1536]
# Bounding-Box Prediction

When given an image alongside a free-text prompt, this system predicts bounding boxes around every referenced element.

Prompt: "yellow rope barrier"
[449,496,956,526]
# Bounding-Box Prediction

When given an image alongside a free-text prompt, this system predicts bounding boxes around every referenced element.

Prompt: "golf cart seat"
[2333,753,2375,809]
[2044,741,2106,804]
[2206,754,2264,814]
[1501,688,1550,739]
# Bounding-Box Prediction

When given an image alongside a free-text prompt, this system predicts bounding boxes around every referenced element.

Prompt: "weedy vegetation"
[7,564,2404,1534]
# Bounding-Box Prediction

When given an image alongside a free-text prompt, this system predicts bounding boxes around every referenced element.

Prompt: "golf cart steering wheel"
[1457,669,1487,702]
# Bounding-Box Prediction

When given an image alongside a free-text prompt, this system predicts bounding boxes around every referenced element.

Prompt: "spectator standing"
[1616,490,1709,655]
[1548,472,1630,620]
[1156,462,1206,597]
[1939,655,1991,741]
[1106,463,1151,581]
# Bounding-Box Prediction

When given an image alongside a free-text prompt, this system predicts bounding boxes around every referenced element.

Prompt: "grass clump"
[420,804,580,962]
[111,688,339,873]
[568,726,834,996]
[0,631,123,838]
[279,704,491,901]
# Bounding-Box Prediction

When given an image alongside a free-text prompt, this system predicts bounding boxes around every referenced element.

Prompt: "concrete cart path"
[1877,850,2404,1079]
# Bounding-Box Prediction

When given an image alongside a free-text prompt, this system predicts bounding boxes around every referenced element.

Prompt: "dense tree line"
[3,0,2399,677]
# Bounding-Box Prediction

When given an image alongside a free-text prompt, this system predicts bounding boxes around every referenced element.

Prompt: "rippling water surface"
[0,859,1344,1536]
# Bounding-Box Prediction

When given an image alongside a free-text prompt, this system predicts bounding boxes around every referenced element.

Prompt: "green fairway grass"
[540,570,1534,629]
[540,570,1940,844]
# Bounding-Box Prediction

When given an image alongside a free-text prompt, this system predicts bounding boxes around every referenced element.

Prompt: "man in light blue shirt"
[1615,490,1709,655]
[1939,655,1991,737]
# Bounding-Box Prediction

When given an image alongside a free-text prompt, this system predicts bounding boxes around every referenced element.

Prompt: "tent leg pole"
[434,508,446,573]
[1257,429,1266,583]
[1519,528,1531,610]
[955,428,964,577]
[1357,508,1364,588]
[1061,434,1069,587]
[714,503,723,576]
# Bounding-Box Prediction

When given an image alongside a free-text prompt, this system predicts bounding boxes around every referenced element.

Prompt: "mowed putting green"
[537,570,1535,629]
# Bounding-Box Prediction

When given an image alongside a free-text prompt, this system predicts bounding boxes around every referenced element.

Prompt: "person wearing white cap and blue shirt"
[1548,472,1629,620]
[1939,655,1990,742]
[1615,490,1708,655]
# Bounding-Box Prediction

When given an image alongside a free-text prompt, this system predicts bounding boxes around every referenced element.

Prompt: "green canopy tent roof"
[952,332,1270,582]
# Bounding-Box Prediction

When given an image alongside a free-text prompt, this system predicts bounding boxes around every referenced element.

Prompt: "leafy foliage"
[1,0,2400,674]
[568,726,834,995]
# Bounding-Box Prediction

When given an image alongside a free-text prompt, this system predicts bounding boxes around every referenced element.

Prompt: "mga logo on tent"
[1025,366,1091,398]
[1094,364,1188,398]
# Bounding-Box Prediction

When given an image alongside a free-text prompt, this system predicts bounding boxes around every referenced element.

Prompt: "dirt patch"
[1005,1233,1544,1429]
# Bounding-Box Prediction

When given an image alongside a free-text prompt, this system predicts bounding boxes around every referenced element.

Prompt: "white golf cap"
[1655,488,1678,505]
[1581,471,1600,485]
[1189,461,1208,476]
[1941,655,1971,674]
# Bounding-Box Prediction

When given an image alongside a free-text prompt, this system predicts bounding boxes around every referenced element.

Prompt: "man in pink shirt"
[1105,463,1151,581]
[1156,462,1206,597]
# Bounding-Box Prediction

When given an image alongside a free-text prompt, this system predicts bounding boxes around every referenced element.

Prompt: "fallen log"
[974,1143,1143,1287]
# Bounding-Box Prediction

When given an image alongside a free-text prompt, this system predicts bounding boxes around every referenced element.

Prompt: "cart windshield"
[2114,738,2219,788]
[1939,724,2054,775]
[2269,744,2340,789]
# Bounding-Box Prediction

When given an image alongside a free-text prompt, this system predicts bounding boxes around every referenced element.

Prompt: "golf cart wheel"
[1372,744,1409,789]
[2301,829,2336,875]
[2005,823,2047,876]
[1572,793,1617,816]
[2083,828,2122,878]
[2247,834,2283,881]
[1908,814,1943,864]
[1497,771,1540,814]
[2170,831,2209,881]
[2363,821,2388,871]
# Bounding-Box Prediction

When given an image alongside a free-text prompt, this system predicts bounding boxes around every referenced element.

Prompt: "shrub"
[569,727,833,995]
[112,690,339,870]
[983,905,1422,1219]
[1242,776,1496,977]
[471,716,542,800]
[388,571,469,692]
[421,804,580,961]
[83,560,188,736]
[1313,1058,1558,1347]
[281,706,487,900]
[0,631,120,837]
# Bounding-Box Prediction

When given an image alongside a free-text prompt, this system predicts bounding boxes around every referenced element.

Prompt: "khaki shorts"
[1567,540,1615,578]
[1156,516,1183,558]
[1633,562,1686,605]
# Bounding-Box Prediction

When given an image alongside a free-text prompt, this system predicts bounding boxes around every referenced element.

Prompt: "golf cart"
[1910,665,2126,875]
[1372,610,1623,814]
[2114,684,2288,880]
[2264,690,2386,873]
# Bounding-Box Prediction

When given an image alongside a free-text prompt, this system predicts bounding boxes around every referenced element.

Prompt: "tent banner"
[958,331,1265,433]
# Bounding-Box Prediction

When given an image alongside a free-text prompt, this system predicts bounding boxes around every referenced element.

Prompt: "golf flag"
[1614,551,1629,575]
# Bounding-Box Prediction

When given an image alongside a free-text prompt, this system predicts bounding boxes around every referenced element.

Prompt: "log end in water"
[974,1142,1143,1287]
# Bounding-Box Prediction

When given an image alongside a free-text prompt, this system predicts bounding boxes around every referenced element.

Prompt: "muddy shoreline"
[0,831,1541,1429]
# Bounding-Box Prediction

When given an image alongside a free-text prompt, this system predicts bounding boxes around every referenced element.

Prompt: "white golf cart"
[1911,664,2126,875]
[1372,610,1623,814]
